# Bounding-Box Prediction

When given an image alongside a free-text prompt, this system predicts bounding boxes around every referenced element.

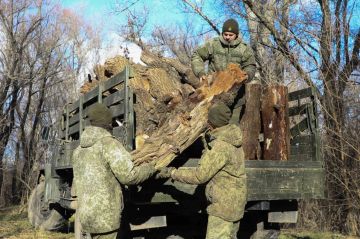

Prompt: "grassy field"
[0,206,358,239]
[0,206,74,239]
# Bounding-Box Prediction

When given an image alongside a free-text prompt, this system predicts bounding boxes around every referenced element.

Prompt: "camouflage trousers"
[205,215,240,239]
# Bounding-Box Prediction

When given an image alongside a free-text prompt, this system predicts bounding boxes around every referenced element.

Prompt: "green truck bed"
[46,67,324,205]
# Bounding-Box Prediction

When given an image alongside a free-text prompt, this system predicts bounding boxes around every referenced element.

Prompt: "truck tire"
[28,181,66,231]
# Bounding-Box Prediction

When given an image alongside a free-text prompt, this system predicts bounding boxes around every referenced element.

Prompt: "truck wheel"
[28,181,66,231]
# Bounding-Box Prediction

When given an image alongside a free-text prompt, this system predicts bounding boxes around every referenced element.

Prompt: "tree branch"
[181,0,220,35]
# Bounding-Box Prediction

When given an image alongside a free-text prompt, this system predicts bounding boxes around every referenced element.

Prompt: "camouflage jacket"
[72,126,155,233]
[191,36,256,108]
[171,124,247,222]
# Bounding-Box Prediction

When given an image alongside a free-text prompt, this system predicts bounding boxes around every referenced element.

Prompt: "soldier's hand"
[156,167,175,179]
[199,75,207,85]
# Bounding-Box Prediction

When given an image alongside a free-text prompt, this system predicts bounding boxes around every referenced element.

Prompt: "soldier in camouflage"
[72,103,156,239]
[157,103,247,239]
[191,18,256,124]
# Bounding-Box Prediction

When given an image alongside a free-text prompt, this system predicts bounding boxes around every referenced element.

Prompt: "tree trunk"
[261,84,290,160]
[132,63,248,167]
[88,56,248,167]
[240,82,262,160]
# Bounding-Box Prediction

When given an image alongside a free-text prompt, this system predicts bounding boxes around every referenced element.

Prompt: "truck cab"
[28,67,324,238]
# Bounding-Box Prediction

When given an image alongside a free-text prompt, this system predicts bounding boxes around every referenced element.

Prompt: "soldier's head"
[88,103,113,130]
[208,103,231,129]
[222,19,239,42]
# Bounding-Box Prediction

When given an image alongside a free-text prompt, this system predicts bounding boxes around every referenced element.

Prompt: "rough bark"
[240,82,262,160]
[261,84,290,160]
[84,56,248,167]
[131,63,248,167]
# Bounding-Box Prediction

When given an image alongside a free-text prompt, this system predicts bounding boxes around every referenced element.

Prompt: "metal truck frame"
[28,66,324,238]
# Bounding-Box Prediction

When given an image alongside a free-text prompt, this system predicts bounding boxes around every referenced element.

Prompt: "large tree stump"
[261,84,290,160]
[81,55,248,167]
[240,82,262,160]
[131,63,248,167]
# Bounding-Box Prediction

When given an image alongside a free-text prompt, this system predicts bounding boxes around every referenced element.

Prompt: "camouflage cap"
[208,103,231,128]
[88,103,112,128]
[222,19,239,35]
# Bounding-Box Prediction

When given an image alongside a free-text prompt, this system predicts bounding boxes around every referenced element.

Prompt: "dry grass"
[0,206,74,239]
[279,229,359,239]
[1,206,358,239]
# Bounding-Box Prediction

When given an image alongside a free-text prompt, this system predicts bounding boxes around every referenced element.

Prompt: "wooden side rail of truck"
[28,66,324,239]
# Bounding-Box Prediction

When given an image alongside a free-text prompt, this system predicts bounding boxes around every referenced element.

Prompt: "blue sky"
[60,0,359,43]
[60,0,359,70]
[60,0,224,39]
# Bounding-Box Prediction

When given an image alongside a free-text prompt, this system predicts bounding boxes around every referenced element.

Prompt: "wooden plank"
[68,101,80,114]
[289,103,309,117]
[110,104,125,118]
[290,144,313,154]
[68,113,80,127]
[246,167,324,200]
[68,122,80,136]
[64,72,125,122]
[245,160,322,168]
[79,95,84,135]
[291,135,314,145]
[103,89,125,107]
[103,70,126,91]
[83,86,99,104]
[134,166,324,203]
[290,118,309,137]
[65,105,69,141]
[288,88,313,101]
[289,154,313,161]
[126,89,135,150]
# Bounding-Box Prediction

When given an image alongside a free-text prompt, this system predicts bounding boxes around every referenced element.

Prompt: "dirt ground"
[0,206,358,239]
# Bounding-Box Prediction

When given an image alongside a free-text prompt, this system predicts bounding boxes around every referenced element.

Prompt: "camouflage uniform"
[170,124,247,239]
[191,35,256,124]
[73,126,155,238]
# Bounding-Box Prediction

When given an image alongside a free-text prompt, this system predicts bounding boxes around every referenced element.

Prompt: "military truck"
[28,66,324,238]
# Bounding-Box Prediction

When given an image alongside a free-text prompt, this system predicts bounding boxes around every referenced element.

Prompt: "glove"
[156,167,175,179]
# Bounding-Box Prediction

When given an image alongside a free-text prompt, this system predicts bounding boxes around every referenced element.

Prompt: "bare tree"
[0,0,99,206]
[220,0,360,235]
[177,0,359,235]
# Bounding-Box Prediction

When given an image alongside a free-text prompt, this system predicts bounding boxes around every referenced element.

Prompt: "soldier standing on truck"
[157,104,247,239]
[191,18,256,124]
[72,103,156,239]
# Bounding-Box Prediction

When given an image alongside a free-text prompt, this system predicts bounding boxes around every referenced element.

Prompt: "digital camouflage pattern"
[206,215,240,239]
[171,124,247,222]
[72,126,155,234]
[191,35,256,109]
[191,35,256,81]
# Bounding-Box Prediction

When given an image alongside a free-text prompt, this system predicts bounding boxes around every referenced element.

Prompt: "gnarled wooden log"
[131,63,248,167]
[261,84,290,160]
[240,82,262,160]
[81,55,248,167]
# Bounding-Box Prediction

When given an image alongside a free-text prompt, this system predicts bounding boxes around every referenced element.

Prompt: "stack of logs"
[80,52,290,167]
